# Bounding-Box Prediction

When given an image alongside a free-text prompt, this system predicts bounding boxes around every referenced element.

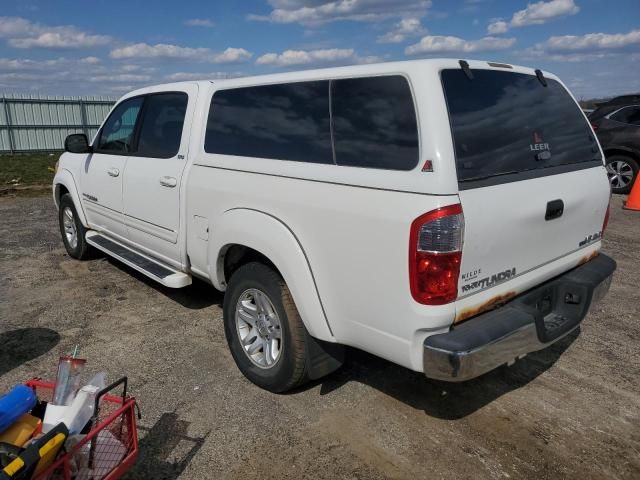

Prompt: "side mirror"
[64,134,92,154]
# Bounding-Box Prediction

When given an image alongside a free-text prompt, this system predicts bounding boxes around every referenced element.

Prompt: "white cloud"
[164,71,243,81]
[0,17,34,37]
[184,18,215,27]
[487,20,508,34]
[541,29,640,52]
[487,0,579,34]
[104,85,136,94]
[256,48,354,66]
[522,47,614,63]
[0,57,60,71]
[0,57,120,76]
[249,0,432,26]
[120,64,144,72]
[213,47,252,63]
[0,72,66,84]
[511,0,579,27]
[256,48,380,66]
[0,16,111,48]
[377,17,425,44]
[523,29,640,63]
[406,35,516,54]
[0,56,152,94]
[10,32,109,48]
[89,74,151,83]
[110,43,252,63]
[79,56,100,64]
[110,43,207,59]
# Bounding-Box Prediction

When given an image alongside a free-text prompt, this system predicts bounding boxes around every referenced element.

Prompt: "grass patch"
[0,152,61,186]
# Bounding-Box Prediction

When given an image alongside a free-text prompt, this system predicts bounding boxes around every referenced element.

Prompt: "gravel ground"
[0,193,638,480]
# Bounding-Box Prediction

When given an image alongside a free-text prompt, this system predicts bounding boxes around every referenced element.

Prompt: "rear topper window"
[441,69,601,187]
[204,75,419,171]
[331,76,419,170]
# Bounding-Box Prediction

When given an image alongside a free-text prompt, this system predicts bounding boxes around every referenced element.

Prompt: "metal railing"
[0,94,117,153]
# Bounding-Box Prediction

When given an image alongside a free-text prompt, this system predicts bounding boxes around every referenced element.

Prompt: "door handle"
[107,167,120,177]
[545,199,564,221]
[159,176,177,188]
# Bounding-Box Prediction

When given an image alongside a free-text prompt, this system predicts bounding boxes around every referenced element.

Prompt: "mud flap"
[305,333,345,381]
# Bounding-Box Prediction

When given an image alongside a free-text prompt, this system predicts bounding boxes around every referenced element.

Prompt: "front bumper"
[423,253,616,382]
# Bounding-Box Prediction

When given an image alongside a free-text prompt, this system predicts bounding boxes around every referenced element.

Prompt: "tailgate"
[440,67,610,319]
[458,167,609,302]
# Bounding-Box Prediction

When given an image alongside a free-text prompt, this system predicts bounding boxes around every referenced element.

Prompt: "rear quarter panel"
[186,164,460,370]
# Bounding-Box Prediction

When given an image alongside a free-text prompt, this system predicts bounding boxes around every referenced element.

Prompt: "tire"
[58,193,90,260]
[605,155,639,194]
[223,262,310,392]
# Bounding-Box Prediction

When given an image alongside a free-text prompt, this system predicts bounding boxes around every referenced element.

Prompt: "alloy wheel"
[606,160,634,190]
[62,207,78,250]
[235,288,283,369]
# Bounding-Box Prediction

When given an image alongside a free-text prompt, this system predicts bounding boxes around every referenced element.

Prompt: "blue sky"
[1,0,638,99]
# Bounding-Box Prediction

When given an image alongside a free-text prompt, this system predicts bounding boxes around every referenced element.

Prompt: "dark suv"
[589,95,640,194]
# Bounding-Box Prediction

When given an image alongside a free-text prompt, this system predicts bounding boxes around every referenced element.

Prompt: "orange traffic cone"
[623,175,640,211]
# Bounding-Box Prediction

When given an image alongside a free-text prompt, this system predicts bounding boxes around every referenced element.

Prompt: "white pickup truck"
[53,58,616,392]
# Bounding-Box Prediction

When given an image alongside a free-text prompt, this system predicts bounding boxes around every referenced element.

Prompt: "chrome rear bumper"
[423,253,616,382]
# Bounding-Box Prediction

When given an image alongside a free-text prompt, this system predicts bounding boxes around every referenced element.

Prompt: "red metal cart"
[24,378,139,480]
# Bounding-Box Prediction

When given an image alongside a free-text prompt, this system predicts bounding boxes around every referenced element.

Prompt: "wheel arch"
[53,169,89,228]
[209,208,335,342]
[603,147,640,164]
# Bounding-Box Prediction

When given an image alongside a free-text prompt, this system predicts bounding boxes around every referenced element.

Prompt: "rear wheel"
[58,193,90,259]
[223,262,309,392]
[606,155,638,194]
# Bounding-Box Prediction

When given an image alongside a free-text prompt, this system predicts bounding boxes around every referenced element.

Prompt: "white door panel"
[80,97,143,240]
[80,154,128,237]
[122,85,198,263]
[123,158,184,243]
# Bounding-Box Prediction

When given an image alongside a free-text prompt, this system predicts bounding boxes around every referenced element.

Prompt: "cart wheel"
[223,262,310,393]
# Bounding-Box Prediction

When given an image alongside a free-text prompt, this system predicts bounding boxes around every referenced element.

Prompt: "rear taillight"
[590,122,599,132]
[409,204,464,305]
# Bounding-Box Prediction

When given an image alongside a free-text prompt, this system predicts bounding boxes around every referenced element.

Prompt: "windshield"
[441,69,601,186]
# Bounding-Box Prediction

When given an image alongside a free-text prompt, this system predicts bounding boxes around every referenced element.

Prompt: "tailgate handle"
[545,199,564,221]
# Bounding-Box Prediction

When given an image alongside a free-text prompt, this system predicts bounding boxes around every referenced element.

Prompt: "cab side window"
[204,81,333,164]
[97,97,143,154]
[136,93,188,158]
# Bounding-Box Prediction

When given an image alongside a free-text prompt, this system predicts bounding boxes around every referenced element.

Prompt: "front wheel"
[223,262,311,392]
[58,193,90,259]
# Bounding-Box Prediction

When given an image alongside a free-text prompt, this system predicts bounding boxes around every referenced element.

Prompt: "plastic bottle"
[0,385,37,434]
[59,385,101,434]
[44,372,107,434]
